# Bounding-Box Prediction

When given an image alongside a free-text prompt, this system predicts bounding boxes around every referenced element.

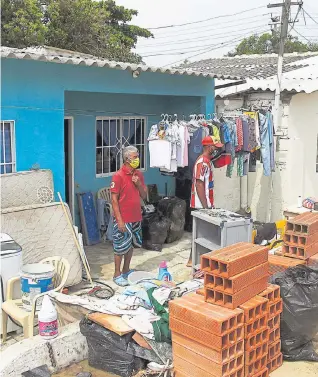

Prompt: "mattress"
[1,169,54,209]
[1,202,82,286]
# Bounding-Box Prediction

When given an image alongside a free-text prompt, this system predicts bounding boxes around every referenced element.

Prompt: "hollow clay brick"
[268,339,281,361]
[201,243,268,277]
[268,327,280,343]
[268,255,306,275]
[245,328,269,351]
[170,316,244,350]
[258,284,280,304]
[308,252,318,267]
[205,277,268,309]
[284,230,318,247]
[268,299,283,319]
[251,368,269,377]
[245,355,267,377]
[239,296,269,324]
[174,356,244,377]
[244,314,268,336]
[267,352,283,373]
[172,333,244,364]
[268,314,280,330]
[169,293,244,336]
[205,263,269,294]
[245,342,268,365]
[173,343,244,376]
[286,213,318,235]
[282,242,318,260]
[196,288,205,296]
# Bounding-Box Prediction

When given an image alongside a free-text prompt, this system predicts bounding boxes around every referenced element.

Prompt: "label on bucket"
[39,319,58,338]
[21,276,54,311]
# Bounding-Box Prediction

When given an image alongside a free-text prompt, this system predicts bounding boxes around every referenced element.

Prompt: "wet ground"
[53,360,117,377]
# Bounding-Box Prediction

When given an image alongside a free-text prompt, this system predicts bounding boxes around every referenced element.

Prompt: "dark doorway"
[64,118,74,218]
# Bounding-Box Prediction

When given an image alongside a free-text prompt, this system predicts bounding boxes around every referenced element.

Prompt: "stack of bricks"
[258,284,283,374]
[268,213,318,275]
[169,293,245,377]
[201,243,269,309]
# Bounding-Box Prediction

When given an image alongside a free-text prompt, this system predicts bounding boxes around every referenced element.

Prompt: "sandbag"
[79,318,145,377]
[271,265,318,361]
[157,197,186,243]
[142,213,171,252]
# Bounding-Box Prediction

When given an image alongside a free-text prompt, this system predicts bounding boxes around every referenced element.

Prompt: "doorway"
[64,117,74,219]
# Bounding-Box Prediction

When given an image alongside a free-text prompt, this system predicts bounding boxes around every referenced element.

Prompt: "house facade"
[2,47,239,224]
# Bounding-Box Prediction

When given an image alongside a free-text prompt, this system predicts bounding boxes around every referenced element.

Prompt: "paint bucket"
[21,263,55,311]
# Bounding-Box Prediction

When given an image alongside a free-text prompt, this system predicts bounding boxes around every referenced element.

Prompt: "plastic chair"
[1,256,70,342]
[97,187,113,215]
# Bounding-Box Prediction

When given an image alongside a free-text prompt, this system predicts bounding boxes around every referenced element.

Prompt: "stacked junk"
[170,243,284,377]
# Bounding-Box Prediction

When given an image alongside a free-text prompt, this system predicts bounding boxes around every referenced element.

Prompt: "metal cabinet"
[191,209,253,272]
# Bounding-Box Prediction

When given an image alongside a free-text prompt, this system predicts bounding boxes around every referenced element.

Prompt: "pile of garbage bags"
[142,197,186,252]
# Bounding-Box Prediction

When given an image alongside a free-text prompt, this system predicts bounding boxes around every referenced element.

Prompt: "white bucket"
[21,264,55,311]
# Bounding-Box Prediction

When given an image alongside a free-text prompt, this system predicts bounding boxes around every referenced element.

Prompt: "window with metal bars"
[96,116,147,176]
[0,121,16,174]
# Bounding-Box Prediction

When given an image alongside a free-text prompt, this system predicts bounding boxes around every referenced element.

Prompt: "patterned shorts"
[112,219,142,255]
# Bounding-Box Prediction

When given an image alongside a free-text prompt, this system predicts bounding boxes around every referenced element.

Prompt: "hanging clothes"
[259,112,271,176]
[235,117,243,152]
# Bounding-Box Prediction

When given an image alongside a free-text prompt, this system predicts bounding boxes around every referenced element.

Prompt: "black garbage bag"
[157,197,186,243]
[142,212,171,251]
[79,318,145,377]
[271,265,318,361]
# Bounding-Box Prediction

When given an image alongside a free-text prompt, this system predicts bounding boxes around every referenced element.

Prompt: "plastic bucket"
[21,264,55,311]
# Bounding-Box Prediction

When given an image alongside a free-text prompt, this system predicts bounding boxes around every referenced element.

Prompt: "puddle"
[53,360,119,377]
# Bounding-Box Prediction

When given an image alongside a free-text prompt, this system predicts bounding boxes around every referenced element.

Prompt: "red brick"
[172,333,244,364]
[245,314,268,336]
[205,277,268,309]
[308,252,318,267]
[239,296,269,324]
[268,327,280,343]
[286,213,318,235]
[196,288,205,296]
[269,299,283,319]
[170,317,244,350]
[282,242,318,260]
[284,230,318,247]
[245,342,268,364]
[201,243,268,277]
[268,255,306,275]
[173,343,244,376]
[252,368,269,377]
[205,263,269,294]
[267,352,283,373]
[169,293,244,336]
[258,284,280,304]
[245,328,269,351]
[268,314,280,330]
[245,355,267,377]
[174,357,244,377]
[268,339,281,360]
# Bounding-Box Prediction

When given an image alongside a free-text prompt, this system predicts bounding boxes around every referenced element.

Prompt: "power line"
[145,14,271,40]
[146,6,266,30]
[137,25,269,52]
[303,9,318,25]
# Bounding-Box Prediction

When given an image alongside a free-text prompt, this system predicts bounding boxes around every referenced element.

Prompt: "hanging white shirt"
[149,139,171,170]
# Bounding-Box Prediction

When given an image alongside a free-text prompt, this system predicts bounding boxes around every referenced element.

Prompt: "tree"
[227,31,318,56]
[1,0,152,63]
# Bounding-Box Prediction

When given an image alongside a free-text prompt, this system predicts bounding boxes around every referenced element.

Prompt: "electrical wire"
[303,9,318,25]
[146,5,266,30]
[138,26,268,55]
[137,21,270,49]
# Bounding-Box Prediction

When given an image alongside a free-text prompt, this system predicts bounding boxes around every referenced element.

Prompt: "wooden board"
[133,332,152,350]
[87,312,134,336]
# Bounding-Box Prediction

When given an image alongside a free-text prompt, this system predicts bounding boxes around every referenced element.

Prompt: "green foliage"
[1,0,152,63]
[228,31,318,56]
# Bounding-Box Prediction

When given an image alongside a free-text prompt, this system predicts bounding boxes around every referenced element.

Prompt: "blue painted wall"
[1,57,215,223]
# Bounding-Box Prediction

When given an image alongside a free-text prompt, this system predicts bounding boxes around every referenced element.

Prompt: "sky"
[115,0,318,67]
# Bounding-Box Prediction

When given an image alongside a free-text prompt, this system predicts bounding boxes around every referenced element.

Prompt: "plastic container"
[21,263,55,311]
[38,295,58,339]
[158,261,172,282]
[297,196,302,208]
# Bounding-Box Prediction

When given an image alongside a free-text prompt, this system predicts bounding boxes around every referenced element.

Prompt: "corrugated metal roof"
[215,55,318,96]
[181,52,318,79]
[1,46,243,80]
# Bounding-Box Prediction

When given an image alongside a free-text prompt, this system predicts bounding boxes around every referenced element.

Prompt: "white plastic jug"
[38,295,58,339]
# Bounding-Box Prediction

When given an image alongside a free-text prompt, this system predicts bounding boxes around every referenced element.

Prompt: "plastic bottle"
[158,261,172,282]
[297,196,302,208]
[38,295,58,339]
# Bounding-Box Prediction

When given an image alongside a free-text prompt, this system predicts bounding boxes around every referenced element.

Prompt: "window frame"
[95,116,147,178]
[0,120,16,175]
